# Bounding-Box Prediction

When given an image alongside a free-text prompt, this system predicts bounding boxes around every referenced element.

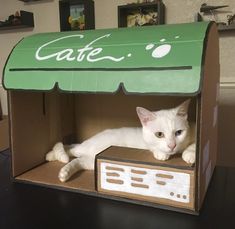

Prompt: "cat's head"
[136,100,191,156]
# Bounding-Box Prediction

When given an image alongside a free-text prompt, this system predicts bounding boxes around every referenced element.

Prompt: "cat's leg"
[58,130,125,182]
[58,155,94,182]
[46,142,70,163]
[182,143,196,164]
[68,130,115,158]
[51,128,143,162]
[58,142,109,182]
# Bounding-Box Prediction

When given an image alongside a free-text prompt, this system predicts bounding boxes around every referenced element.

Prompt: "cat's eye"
[175,130,183,136]
[155,132,164,138]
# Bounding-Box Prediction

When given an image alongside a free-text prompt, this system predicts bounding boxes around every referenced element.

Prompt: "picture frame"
[59,0,95,31]
[118,1,165,28]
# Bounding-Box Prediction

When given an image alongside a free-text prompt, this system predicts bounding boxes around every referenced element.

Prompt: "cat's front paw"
[182,151,195,164]
[59,166,71,182]
[46,142,69,163]
[153,152,170,161]
[46,150,56,161]
[182,143,196,164]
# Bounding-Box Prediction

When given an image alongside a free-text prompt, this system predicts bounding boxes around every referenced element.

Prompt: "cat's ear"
[176,99,191,118]
[136,107,156,126]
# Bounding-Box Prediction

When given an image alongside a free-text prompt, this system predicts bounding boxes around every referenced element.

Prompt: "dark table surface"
[0,149,235,229]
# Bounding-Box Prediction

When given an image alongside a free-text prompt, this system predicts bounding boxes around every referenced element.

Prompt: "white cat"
[46,100,196,182]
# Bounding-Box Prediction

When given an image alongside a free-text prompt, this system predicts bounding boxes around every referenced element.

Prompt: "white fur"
[46,100,196,182]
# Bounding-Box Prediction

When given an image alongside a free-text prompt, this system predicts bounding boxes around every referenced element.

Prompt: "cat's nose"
[168,142,176,151]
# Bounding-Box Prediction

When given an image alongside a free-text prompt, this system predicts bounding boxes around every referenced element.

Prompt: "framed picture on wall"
[118,1,165,28]
[59,0,95,31]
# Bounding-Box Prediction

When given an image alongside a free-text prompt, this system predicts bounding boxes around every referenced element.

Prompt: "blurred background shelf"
[0,11,34,31]
[19,0,42,2]
[218,24,235,32]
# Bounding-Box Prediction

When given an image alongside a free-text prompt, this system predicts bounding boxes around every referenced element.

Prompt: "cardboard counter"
[96,147,195,210]
[2,22,219,214]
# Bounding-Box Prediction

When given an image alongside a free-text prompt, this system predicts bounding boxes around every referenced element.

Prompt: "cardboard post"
[0,97,2,120]
[0,116,9,152]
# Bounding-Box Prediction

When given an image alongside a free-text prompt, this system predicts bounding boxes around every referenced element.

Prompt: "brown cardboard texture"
[0,116,9,151]
[0,97,3,120]
[4,22,219,214]
[96,147,195,210]
[197,22,220,210]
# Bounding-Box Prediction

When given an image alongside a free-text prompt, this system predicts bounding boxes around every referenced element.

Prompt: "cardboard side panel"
[0,98,2,120]
[0,116,9,151]
[198,23,219,209]
[9,91,51,176]
[9,91,75,176]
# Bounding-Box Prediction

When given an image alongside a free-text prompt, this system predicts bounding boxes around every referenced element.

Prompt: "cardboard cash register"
[3,22,219,214]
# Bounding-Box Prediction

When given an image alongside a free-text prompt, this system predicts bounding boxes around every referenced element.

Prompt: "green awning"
[3,22,211,94]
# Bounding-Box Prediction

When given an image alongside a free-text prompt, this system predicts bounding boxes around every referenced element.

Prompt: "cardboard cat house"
[3,22,219,214]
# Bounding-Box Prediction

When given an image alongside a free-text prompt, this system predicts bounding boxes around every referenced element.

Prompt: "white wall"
[0,0,60,114]
[0,0,235,165]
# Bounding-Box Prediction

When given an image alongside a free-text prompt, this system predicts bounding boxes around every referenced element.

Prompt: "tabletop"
[0,149,234,229]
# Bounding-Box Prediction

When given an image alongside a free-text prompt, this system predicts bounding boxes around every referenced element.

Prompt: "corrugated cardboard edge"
[0,115,9,151]
[196,22,219,211]
[0,97,2,120]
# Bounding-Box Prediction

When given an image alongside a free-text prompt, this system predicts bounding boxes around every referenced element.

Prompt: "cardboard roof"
[3,22,211,94]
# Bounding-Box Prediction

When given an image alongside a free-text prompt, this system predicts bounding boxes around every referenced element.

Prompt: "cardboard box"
[2,22,219,214]
[0,116,9,152]
[96,147,195,210]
